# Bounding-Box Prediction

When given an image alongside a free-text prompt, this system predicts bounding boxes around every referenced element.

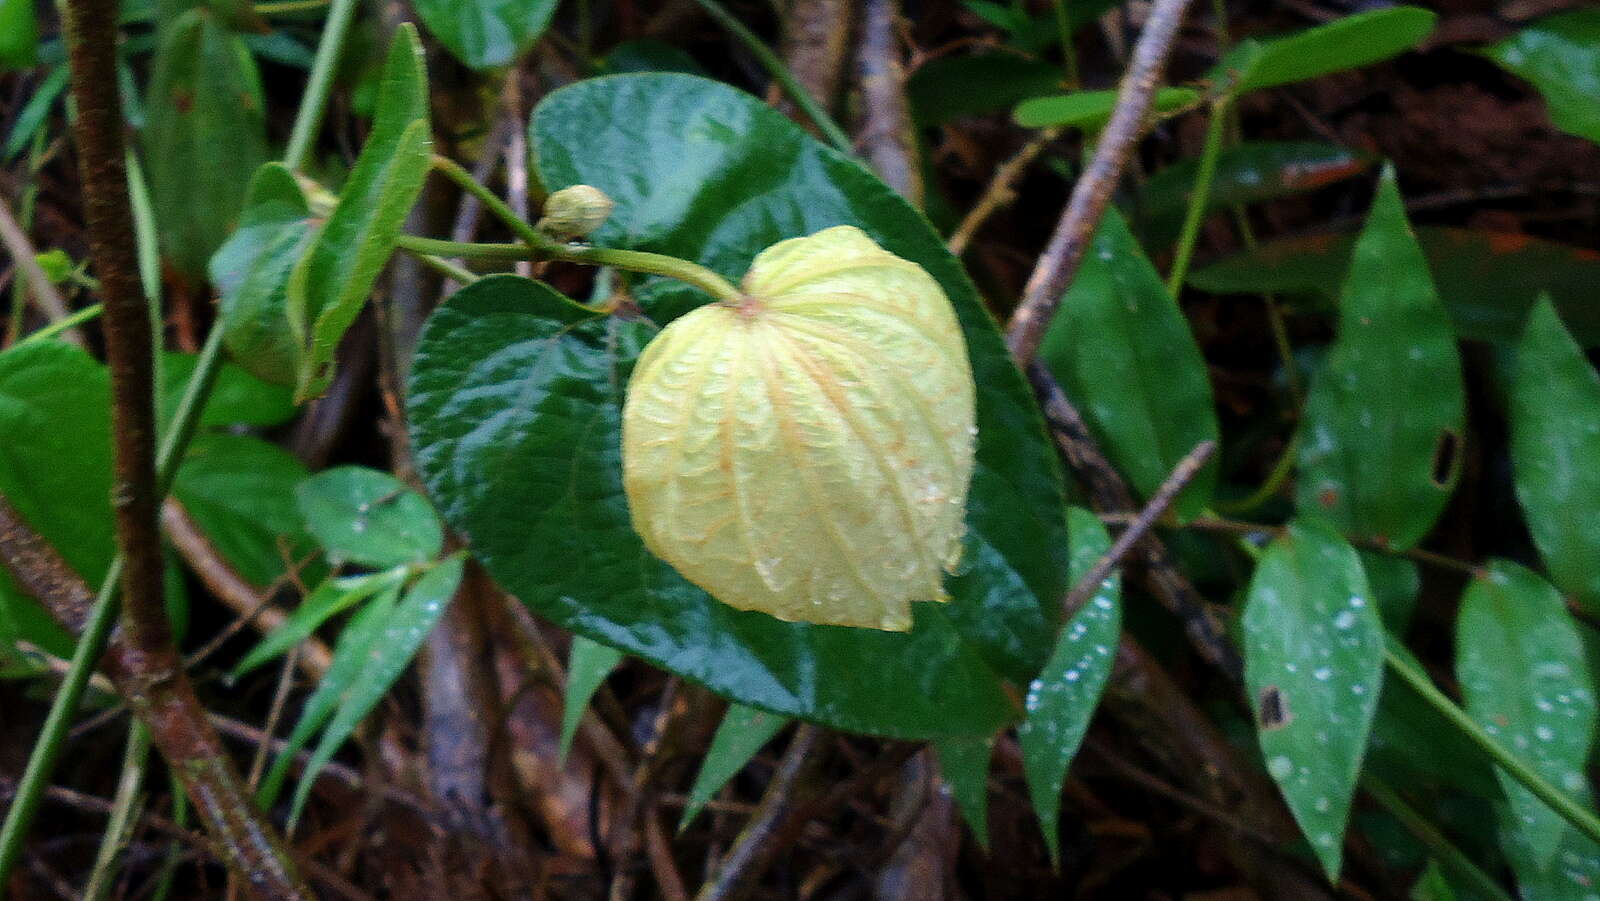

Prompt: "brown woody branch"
[855,0,921,205]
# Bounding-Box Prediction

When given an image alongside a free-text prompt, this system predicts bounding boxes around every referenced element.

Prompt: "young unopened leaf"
[1242,521,1382,880]
[1213,7,1437,96]
[1480,10,1600,145]
[1296,168,1464,550]
[288,24,431,401]
[559,636,624,761]
[287,556,464,826]
[933,733,994,849]
[296,467,442,568]
[1041,210,1219,522]
[1510,297,1600,614]
[681,704,789,830]
[1018,506,1119,866]
[143,9,268,278]
[411,0,555,70]
[1456,560,1597,875]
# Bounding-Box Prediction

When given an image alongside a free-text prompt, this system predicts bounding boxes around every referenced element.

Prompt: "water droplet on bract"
[1334,610,1356,630]
[352,519,367,534]
[1313,667,1332,681]
[1064,670,1080,683]
[1314,797,1331,813]
[1267,756,1294,780]
[1348,595,1366,608]
[1536,725,1555,741]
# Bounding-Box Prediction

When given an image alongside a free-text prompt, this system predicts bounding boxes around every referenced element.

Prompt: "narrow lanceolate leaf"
[1018,507,1120,866]
[410,0,555,70]
[1242,521,1383,880]
[1456,560,1598,876]
[1510,297,1600,615]
[288,24,431,402]
[208,163,316,386]
[1041,210,1219,522]
[231,568,407,678]
[681,704,790,830]
[933,733,995,849]
[1296,168,1464,550]
[559,636,625,761]
[1212,7,1437,96]
[143,9,268,278]
[1012,87,1198,130]
[295,467,443,569]
[288,556,464,825]
[1480,10,1600,146]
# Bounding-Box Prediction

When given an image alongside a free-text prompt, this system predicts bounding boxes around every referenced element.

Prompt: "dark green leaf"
[681,704,789,830]
[1501,826,1600,900]
[287,24,430,401]
[160,351,296,429]
[1358,550,1419,633]
[3,65,67,163]
[1189,227,1600,347]
[143,9,269,278]
[1132,141,1375,246]
[287,556,462,824]
[1213,7,1437,95]
[1040,209,1219,521]
[1456,560,1597,875]
[1013,87,1199,130]
[1480,10,1600,145]
[231,568,407,677]
[409,277,1020,738]
[1295,169,1464,550]
[933,733,994,849]
[1510,297,1600,615]
[175,434,317,587]
[1367,641,1499,800]
[908,53,1063,126]
[1242,520,1382,880]
[528,74,1069,694]
[0,0,39,70]
[210,162,315,386]
[1018,506,1120,866]
[597,39,705,76]
[0,343,112,657]
[559,635,624,761]
[961,0,1122,53]
[296,466,442,569]
[410,0,554,70]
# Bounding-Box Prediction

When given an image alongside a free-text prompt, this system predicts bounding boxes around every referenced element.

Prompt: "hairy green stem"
[16,303,105,346]
[1051,0,1080,88]
[1165,98,1230,297]
[82,721,152,901]
[693,0,854,154]
[282,0,360,171]
[1382,637,1600,847]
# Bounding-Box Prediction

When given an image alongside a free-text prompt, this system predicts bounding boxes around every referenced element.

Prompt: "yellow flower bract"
[622,226,977,631]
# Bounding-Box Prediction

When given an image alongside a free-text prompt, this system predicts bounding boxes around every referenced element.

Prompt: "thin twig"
[0,192,81,344]
[1005,0,1199,363]
[694,725,827,901]
[1061,440,1216,619]
[947,128,1061,255]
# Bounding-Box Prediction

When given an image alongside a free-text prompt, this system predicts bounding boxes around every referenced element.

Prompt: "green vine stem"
[15,302,105,346]
[281,0,360,172]
[82,721,152,901]
[424,157,746,304]
[1165,96,1231,297]
[692,0,854,154]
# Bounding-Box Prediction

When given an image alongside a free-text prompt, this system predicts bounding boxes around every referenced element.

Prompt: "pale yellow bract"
[621,226,977,631]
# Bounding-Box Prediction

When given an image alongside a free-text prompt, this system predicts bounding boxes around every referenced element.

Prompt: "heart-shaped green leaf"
[411,0,555,70]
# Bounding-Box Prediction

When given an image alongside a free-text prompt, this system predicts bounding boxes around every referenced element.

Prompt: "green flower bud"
[537,184,615,240]
[622,226,976,631]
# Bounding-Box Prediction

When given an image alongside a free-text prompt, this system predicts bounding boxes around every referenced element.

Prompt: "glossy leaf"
[933,733,994,849]
[295,467,443,569]
[411,0,555,70]
[174,434,317,588]
[1295,170,1464,550]
[1018,507,1121,866]
[231,568,407,678]
[1242,520,1382,880]
[1480,10,1600,145]
[288,25,431,401]
[289,555,463,824]
[1456,560,1597,875]
[1213,7,1437,96]
[410,277,1018,738]
[1040,210,1219,521]
[209,163,315,386]
[1509,297,1600,614]
[1013,87,1199,130]
[1502,827,1600,900]
[681,704,789,830]
[143,9,268,277]
[0,0,39,70]
[1132,142,1375,245]
[908,53,1063,126]
[559,635,625,760]
[0,343,112,657]
[160,351,296,429]
[1189,227,1600,347]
